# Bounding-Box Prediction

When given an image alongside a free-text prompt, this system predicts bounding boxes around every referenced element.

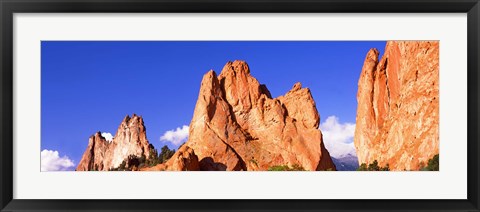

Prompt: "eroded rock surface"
[77,61,337,171]
[76,114,153,171]
[354,41,439,170]
[141,145,200,171]
[186,61,336,171]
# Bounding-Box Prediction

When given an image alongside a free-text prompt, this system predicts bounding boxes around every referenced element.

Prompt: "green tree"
[420,154,439,171]
[380,164,390,171]
[427,154,439,171]
[159,145,175,163]
[357,163,367,171]
[118,160,127,171]
[357,160,389,171]
[147,148,161,167]
[368,160,380,171]
[127,154,140,169]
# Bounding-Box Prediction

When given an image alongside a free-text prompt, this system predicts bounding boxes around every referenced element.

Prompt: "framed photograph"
[1,0,479,211]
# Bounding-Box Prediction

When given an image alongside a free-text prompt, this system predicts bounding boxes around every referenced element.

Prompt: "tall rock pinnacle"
[76,114,153,171]
[354,41,439,170]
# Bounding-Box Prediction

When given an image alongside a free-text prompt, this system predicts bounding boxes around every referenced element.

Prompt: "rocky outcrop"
[354,41,439,170]
[186,60,336,171]
[140,145,200,171]
[76,114,153,171]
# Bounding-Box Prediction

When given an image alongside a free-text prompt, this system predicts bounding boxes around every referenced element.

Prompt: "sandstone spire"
[186,60,336,171]
[76,114,153,171]
[354,41,439,170]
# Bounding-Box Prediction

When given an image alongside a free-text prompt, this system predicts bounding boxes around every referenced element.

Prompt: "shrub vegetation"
[419,154,439,171]
[357,154,439,171]
[357,160,390,171]
[268,164,305,171]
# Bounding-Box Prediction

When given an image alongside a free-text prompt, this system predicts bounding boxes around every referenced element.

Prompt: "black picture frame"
[1,0,479,211]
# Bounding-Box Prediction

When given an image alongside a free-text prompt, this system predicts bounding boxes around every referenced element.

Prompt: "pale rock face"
[76,114,153,171]
[354,41,439,170]
[186,60,336,171]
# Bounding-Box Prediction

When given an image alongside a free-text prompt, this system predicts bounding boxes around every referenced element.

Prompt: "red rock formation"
[140,145,200,171]
[76,114,153,171]
[354,41,439,170]
[186,60,336,171]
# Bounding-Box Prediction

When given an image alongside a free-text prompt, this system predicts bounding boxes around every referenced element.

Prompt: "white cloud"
[160,125,189,146]
[101,132,113,142]
[41,149,75,171]
[319,116,357,158]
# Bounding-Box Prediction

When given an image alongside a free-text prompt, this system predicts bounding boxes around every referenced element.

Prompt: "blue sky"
[40,41,386,171]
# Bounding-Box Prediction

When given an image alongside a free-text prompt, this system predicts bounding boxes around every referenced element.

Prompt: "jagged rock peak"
[93,131,102,137]
[290,82,302,92]
[366,48,380,62]
[205,69,217,78]
[123,114,130,122]
[117,114,146,132]
[121,113,143,124]
[200,70,221,93]
[220,60,251,76]
[76,113,153,171]
[186,60,336,171]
